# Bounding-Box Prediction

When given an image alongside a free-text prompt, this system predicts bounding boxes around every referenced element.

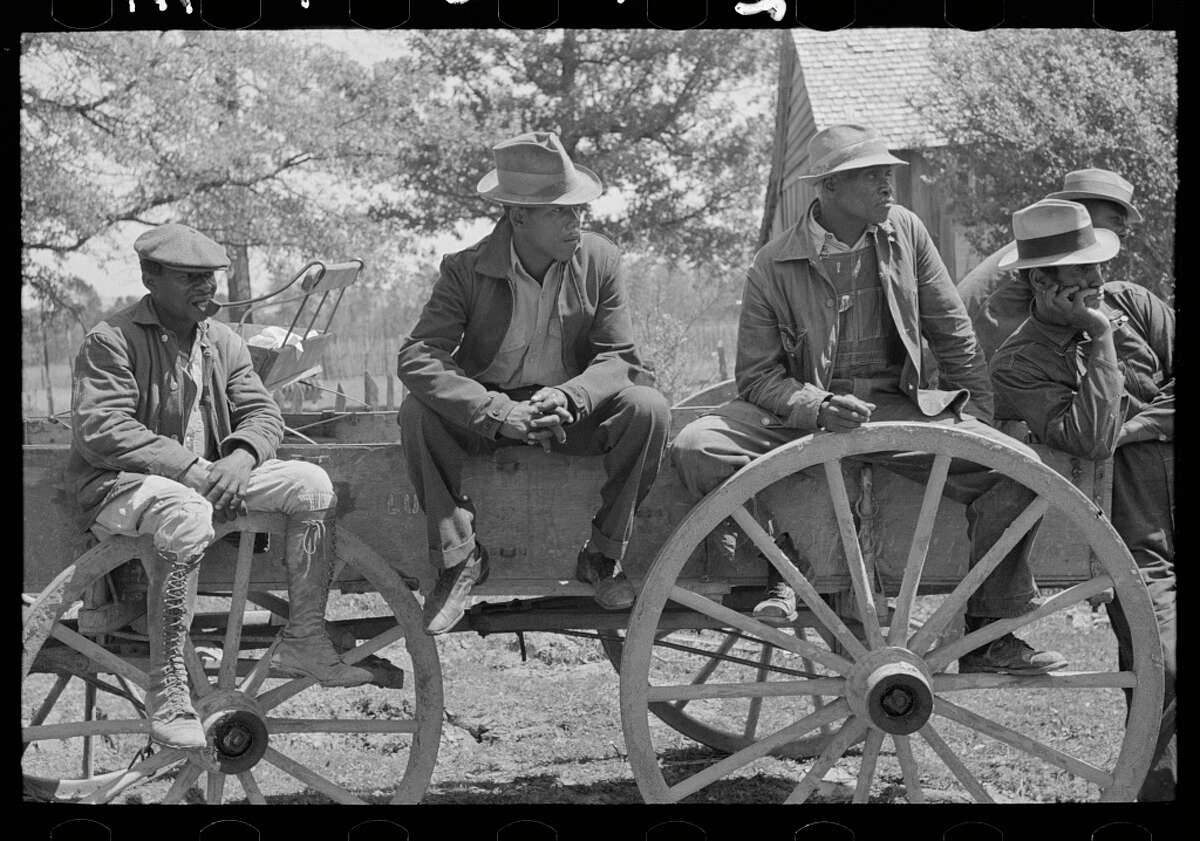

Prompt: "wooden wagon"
[21,379,1163,804]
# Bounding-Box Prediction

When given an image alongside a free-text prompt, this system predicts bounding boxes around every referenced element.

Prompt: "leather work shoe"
[958,632,1068,675]
[146,695,208,750]
[576,548,636,610]
[753,582,799,624]
[423,544,490,635]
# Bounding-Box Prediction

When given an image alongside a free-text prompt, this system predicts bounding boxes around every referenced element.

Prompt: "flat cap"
[133,223,230,271]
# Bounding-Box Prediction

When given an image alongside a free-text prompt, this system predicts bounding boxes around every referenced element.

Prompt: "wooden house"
[762,28,976,281]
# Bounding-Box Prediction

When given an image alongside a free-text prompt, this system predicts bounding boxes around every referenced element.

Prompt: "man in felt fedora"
[958,168,1142,360]
[396,131,670,635]
[672,124,1067,674]
[990,199,1175,799]
[67,223,378,754]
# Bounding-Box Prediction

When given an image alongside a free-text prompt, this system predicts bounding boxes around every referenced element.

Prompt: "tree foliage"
[914,29,1176,301]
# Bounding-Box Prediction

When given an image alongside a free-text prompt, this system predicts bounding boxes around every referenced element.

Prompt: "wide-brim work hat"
[133,223,230,271]
[1046,168,1143,224]
[798,124,908,182]
[476,131,604,206]
[998,199,1120,270]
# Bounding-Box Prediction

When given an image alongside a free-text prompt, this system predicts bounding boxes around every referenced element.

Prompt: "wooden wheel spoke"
[667,586,854,674]
[27,673,72,728]
[933,670,1136,692]
[853,729,885,803]
[25,719,148,742]
[267,718,420,735]
[784,716,869,804]
[80,748,187,804]
[255,677,318,712]
[730,506,869,660]
[48,622,150,690]
[907,495,1051,655]
[161,761,203,805]
[893,734,925,803]
[743,644,773,739]
[262,746,365,804]
[184,640,213,698]
[206,771,226,805]
[238,638,282,697]
[238,771,267,805]
[887,453,951,646]
[673,632,738,713]
[648,677,844,704]
[342,623,406,664]
[934,697,1113,788]
[918,721,993,802]
[925,575,1114,672]
[218,533,257,691]
[822,460,885,649]
[664,699,850,802]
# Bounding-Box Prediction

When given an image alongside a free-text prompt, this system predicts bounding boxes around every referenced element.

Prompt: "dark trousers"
[1105,439,1175,801]
[399,385,670,568]
[671,395,1042,618]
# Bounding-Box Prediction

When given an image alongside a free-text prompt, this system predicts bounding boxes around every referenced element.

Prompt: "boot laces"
[297,518,328,580]
[158,559,198,715]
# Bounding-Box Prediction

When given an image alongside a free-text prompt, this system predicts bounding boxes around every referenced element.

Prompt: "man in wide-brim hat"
[990,199,1175,800]
[672,123,1068,674]
[396,131,670,635]
[958,168,1143,360]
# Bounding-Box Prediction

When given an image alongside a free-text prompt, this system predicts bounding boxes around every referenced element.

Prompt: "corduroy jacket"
[396,217,651,439]
[67,296,284,528]
[728,202,993,431]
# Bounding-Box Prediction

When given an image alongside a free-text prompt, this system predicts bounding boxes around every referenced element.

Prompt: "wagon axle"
[197,691,269,774]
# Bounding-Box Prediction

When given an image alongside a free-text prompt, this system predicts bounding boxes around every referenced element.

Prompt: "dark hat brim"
[476,163,604,206]
[1045,189,1143,224]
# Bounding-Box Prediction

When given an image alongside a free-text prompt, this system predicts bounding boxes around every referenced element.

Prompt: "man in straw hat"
[958,168,1142,360]
[989,199,1175,799]
[397,131,669,635]
[672,124,1067,674]
[68,223,379,755]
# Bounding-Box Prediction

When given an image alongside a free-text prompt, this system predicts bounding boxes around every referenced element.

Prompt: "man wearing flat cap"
[68,223,376,754]
[990,199,1175,799]
[672,124,1066,674]
[397,131,670,635]
[958,168,1142,360]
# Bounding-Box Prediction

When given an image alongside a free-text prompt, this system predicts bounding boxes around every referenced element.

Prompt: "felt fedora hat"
[798,124,908,182]
[476,131,604,206]
[998,199,1121,271]
[1046,168,1143,224]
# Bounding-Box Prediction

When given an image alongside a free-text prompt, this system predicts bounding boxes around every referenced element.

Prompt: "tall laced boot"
[272,515,373,687]
[144,550,207,750]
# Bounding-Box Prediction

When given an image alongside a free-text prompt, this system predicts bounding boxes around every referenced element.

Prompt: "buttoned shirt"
[989,281,1174,459]
[473,242,577,391]
[181,336,214,459]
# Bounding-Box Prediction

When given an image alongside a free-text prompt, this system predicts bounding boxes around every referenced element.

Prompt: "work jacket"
[730,202,992,431]
[67,296,284,528]
[989,281,1174,460]
[396,217,651,439]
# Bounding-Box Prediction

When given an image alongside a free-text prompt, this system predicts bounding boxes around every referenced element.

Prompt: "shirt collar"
[774,200,894,262]
[807,201,876,254]
[131,295,211,342]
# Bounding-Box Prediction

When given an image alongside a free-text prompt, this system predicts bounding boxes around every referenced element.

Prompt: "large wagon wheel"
[22,515,442,805]
[620,422,1163,804]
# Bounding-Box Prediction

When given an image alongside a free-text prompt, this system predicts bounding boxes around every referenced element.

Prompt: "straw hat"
[997,199,1120,270]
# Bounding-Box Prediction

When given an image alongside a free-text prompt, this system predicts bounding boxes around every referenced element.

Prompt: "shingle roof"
[790,28,947,149]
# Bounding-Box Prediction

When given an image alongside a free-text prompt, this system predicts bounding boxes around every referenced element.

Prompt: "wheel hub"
[195,690,269,774]
[846,647,934,735]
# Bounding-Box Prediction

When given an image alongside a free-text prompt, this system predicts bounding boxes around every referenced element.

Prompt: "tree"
[364,29,776,275]
[914,30,1176,301]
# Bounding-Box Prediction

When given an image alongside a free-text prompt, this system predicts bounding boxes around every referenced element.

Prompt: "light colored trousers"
[91,458,335,560]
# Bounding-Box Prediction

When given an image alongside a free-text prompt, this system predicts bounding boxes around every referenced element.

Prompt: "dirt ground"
[22,592,1132,806]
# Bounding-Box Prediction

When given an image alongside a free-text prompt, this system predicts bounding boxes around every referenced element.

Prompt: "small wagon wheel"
[22,515,442,805]
[599,630,835,760]
[620,422,1163,804]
